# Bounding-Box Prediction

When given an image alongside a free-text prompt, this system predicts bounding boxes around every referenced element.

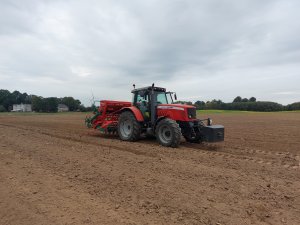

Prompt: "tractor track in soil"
[0,123,158,158]
[1,122,299,171]
[182,143,300,170]
[1,113,300,225]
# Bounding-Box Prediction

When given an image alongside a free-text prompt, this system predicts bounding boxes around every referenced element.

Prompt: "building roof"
[13,103,31,106]
[58,104,69,108]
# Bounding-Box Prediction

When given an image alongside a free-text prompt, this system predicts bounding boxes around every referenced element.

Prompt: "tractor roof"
[131,86,166,93]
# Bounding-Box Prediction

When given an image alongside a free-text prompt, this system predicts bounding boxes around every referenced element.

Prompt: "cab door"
[133,91,150,120]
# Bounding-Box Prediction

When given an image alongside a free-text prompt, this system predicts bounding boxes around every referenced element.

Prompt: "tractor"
[85,84,224,147]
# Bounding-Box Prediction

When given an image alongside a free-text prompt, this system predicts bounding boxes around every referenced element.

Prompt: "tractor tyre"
[118,111,141,141]
[155,118,181,148]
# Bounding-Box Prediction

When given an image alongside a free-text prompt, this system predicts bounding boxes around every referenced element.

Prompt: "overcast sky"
[0,0,299,105]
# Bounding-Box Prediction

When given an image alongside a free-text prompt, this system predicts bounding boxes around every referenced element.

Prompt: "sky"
[0,0,299,106]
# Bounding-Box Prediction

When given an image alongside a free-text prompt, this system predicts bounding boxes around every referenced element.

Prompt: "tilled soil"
[0,112,299,225]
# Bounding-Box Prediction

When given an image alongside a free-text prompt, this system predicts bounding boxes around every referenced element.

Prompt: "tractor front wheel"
[118,111,141,141]
[156,118,181,148]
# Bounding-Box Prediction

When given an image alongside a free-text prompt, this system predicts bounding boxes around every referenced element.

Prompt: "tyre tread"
[156,118,181,148]
[118,111,141,141]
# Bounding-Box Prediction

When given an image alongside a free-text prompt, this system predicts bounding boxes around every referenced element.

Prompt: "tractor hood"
[157,104,196,121]
[157,104,195,111]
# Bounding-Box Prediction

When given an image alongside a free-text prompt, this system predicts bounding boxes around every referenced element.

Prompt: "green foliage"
[32,96,58,112]
[31,95,42,112]
[0,89,84,112]
[189,96,290,112]
[45,97,58,112]
[194,100,205,110]
[174,101,193,105]
[1,89,299,113]
[0,89,12,110]
[78,104,87,112]
[233,96,242,102]
[91,104,97,112]
[286,102,300,110]
[59,97,81,111]
[0,105,7,112]
[204,99,226,110]
[11,91,30,104]
[176,95,299,112]
[225,101,283,112]
[0,89,31,111]
[234,96,256,103]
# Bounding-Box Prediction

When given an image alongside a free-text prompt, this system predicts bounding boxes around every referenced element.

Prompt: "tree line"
[0,89,92,112]
[1,89,299,112]
[176,96,300,112]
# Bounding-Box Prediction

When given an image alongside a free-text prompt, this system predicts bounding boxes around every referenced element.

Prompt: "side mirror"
[174,93,177,100]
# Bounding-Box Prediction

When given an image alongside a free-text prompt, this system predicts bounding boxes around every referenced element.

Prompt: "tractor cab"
[131,84,177,123]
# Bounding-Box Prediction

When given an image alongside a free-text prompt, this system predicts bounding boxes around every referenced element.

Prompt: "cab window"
[134,91,150,120]
[157,92,168,104]
[166,93,173,104]
[134,91,149,109]
[136,93,149,104]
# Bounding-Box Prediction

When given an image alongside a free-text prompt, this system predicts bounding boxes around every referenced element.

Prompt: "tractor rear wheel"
[118,111,141,141]
[156,118,181,147]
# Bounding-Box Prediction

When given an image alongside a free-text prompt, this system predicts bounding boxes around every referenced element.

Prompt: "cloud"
[0,0,299,105]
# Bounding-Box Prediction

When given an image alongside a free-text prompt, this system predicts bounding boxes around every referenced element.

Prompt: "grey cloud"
[0,0,299,105]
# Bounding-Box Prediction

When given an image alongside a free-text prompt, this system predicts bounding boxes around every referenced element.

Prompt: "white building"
[12,104,32,112]
[57,104,69,112]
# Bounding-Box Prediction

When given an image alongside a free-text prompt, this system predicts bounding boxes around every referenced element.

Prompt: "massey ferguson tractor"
[85,84,224,147]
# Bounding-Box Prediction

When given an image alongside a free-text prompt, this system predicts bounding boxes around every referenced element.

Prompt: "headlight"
[208,118,213,126]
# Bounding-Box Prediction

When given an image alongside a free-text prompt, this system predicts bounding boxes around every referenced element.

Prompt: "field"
[0,111,300,225]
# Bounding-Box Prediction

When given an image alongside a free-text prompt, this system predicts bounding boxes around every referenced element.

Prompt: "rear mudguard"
[120,106,144,122]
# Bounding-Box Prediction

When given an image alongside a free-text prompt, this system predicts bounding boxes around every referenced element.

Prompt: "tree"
[25,94,32,104]
[32,95,44,112]
[11,90,23,104]
[44,97,58,112]
[233,96,242,102]
[60,97,81,111]
[226,101,283,112]
[194,100,205,110]
[287,102,300,110]
[242,98,249,102]
[32,96,58,112]
[205,99,225,109]
[0,105,6,112]
[174,101,193,105]
[0,89,11,110]
[249,97,256,102]
[78,104,87,112]
[84,104,97,112]
[0,89,32,111]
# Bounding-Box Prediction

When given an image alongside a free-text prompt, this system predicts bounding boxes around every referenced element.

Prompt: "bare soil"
[0,112,299,225]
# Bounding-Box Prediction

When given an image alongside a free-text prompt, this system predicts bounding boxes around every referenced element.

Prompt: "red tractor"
[85,84,224,147]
